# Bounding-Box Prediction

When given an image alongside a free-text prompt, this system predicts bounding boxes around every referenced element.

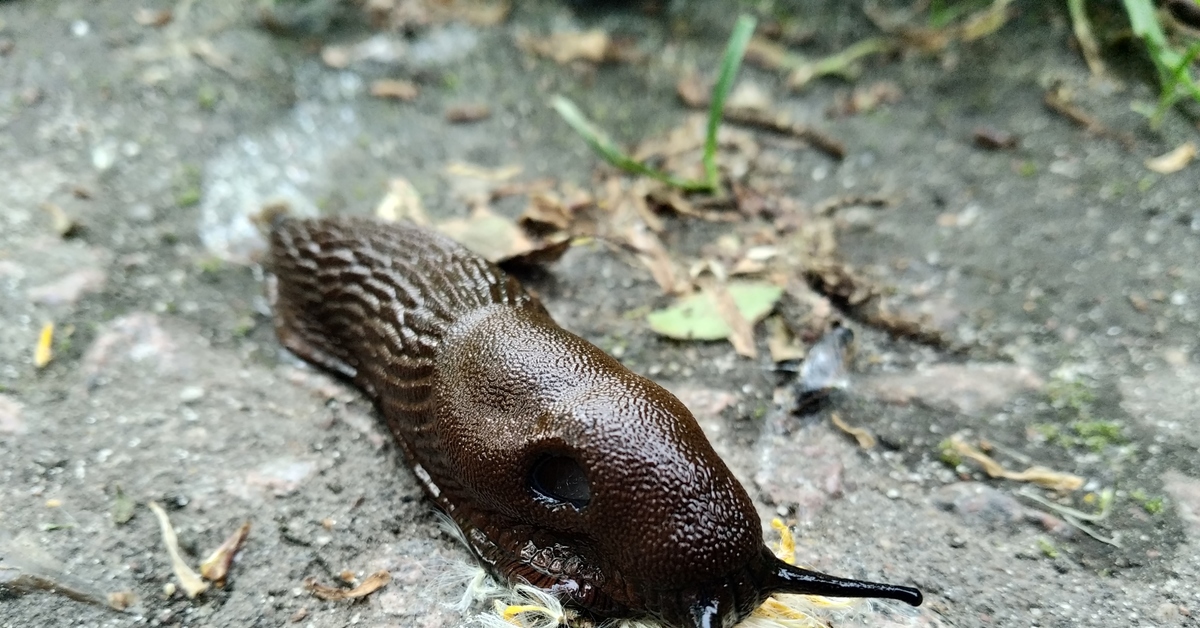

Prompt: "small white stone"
[179,386,205,404]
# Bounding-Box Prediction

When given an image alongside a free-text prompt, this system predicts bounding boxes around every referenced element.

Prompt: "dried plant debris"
[864,0,1015,52]
[674,75,846,161]
[148,501,209,598]
[1043,84,1135,148]
[445,103,491,123]
[199,521,251,587]
[304,570,391,601]
[1144,141,1196,173]
[369,78,420,101]
[972,126,1020,150]
[33,322,54,369]
[827,81,903,117]
[0,532,135,611]
[375,177,430,225]
[1018,487,1121,546]
[363,0,511,30]
[437,206,570,266]
[41,202,82,237]
[745,34,893,91]
[830,412,876,449]
[945,435,1084,492]
[515,29,638,65]
[133,7,173,28]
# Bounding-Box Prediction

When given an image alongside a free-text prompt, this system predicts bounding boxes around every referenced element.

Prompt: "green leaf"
[647,281,783,341]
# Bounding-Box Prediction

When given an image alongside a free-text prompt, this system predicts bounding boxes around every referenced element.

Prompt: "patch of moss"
[937,439,962,467]
[197,84,219,112]
[232,316,256,338]
[1046,378,1094,413]
[1032,423,1060,442]
[1036,537,1058,559]
[1073,420,1125,451]
[1130,489,1165,515]
[175,164,204,208]
[196,256,224,276]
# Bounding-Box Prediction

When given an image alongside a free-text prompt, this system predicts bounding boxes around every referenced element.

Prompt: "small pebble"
[179,386,206,404]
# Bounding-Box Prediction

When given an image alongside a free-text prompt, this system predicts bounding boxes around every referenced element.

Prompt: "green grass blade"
[551,95,711,192]
[704,14,757,191]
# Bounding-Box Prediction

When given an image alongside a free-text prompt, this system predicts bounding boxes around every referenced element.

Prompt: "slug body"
[268,217,921,627]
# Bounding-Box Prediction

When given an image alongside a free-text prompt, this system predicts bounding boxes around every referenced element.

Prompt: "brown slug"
[267,216,922,628]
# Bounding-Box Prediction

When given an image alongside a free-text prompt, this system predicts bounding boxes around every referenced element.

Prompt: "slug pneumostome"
[267,216,922,628]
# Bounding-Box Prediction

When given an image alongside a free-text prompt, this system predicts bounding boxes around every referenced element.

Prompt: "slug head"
[434,307,921,626]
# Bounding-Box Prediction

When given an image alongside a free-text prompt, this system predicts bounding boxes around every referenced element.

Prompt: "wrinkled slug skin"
[267,217,768,625]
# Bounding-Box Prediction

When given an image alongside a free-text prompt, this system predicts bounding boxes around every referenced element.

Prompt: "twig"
[723,107,846,160]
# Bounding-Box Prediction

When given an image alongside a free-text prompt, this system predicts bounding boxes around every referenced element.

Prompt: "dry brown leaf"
[369,0,511,29]
[676,71,710,108]
[498,236,572,269]
[645,187,737,223]
[831,412,876,449]
[744,36,792,71]
[445,103,492,123]
[950,436,1083,492]
[133,7,172,27]
[972,126,1020,150]
[375,177,429,225]
[516,29,612,64]
[437,206,533,263]
[765,316,806,362]
[439,0,511,26]
[1145,142,1197,174]
[370,78,419,102]
[519,191,573,233]
[624,222,685,295]
[148,501,209,598]
[304,570,391,601]
[320,46,351,69]
[828,81,903,117]
[199,521,251,587]
[959,0,1014,41]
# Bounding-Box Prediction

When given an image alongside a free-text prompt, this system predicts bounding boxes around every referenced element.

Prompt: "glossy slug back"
[268,217,922,627]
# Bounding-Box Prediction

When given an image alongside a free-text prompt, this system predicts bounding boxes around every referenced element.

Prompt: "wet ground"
[1,1,1199,627]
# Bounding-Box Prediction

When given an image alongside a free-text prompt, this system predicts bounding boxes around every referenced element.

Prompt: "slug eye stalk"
[765,558,923,607]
